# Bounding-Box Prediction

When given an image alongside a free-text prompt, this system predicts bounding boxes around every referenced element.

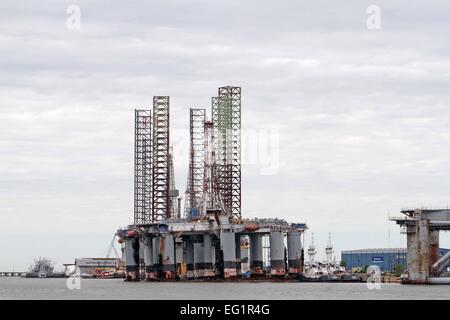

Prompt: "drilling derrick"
[134,109,152,224]
[168,150,180,218]
[152,96,170,221]
[188,108,206,218]
[213,87,241,219]
[183,163,192,217]
[203,119,224,214]
[212,96,230,215]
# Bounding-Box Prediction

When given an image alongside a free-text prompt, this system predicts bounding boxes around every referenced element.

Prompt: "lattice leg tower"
[212,96,230,215]
[228,87,242,219]
[152,96,170,221]
[168,151,179,218]
[213,87,241,219]
[134,109,152,224]
[189,108,206,217]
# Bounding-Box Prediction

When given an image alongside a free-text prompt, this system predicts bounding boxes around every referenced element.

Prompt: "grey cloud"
[1,1,450,269]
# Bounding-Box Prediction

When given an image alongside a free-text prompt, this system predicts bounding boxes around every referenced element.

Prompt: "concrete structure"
[392,208,450,284]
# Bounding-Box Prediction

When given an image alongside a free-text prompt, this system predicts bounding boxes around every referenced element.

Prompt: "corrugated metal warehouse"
[341,248,449,272]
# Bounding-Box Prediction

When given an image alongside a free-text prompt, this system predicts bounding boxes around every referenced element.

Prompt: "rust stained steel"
[244,222,260,232]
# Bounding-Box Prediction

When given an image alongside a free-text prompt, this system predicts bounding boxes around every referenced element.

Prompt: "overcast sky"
[1,1,450,270]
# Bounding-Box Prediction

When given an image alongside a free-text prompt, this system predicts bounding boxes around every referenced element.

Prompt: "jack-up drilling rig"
[118,86,307,282]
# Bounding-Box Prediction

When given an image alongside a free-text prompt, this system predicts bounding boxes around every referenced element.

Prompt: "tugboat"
[301,233,362,283]
[302,233,321,281]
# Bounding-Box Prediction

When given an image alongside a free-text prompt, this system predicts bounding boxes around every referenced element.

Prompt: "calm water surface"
[0,278,449,300]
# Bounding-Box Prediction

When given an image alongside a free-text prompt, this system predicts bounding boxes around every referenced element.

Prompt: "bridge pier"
[393,208,450,284]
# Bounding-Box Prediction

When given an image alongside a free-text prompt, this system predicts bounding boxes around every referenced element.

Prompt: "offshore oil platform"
[117,86,307,281]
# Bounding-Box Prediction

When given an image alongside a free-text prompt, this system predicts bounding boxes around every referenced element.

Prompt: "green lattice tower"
[212,86,241,219]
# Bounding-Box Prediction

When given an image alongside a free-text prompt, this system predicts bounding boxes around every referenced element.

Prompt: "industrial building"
[341,248,407,272]
[341,247,449,272]
[75,258,120,275]
[119,86,307,281]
